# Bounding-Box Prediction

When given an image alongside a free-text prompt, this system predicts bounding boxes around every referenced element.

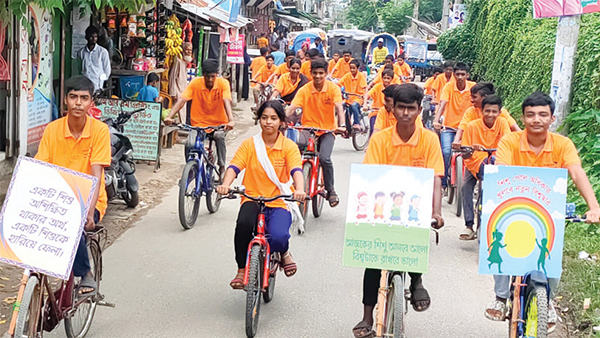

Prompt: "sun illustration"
[504,220,536,258]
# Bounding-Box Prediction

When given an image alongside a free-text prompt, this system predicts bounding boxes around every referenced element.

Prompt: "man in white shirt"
[78,26,111,94]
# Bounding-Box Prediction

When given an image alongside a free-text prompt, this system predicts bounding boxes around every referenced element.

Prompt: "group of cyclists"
[40,43,600,338]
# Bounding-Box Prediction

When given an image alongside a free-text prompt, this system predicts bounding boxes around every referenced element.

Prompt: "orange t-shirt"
[394,62,412,82]
[35,116,111,219]
[374,107,396,131]
[331,58,352,79]
[328,59,338,74]
[229,133,302,209]
[275,73,304,98]
[496,131,581,168]
[183,77,232,127]
[462,118,511,175]
[291,80,343,130]
[250,56,267,77]
[458,107,517,130]
[431,74,454,102]
[257,37,269,49]
[254,65,276,83]
[440,80,476,129]
[364,124,444,177]
[338,72,367,105]
[424,76,436,95]
[300,61,313,81]
[368,82,386,111]
[274,63,290,76]
[372,68,403,85]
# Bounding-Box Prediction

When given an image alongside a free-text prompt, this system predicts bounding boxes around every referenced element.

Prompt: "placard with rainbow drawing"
[478,165,567,278]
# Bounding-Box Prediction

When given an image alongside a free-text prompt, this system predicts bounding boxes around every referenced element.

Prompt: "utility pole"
[441,0,450,31]
[550,15,581,132]
[412,0,420,37]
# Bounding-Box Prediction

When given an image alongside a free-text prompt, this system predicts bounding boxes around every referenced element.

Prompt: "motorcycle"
[103,105,145,208]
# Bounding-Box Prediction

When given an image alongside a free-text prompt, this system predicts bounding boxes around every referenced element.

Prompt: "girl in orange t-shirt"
[217,101,305,290]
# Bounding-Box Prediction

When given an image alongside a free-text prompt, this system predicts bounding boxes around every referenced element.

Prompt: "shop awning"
[275,13,311,26]
[178,0,253,28]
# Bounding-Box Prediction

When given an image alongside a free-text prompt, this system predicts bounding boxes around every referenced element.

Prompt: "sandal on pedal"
[484,300,508,321]
[77,274,97,296]
[281,252,297,277]
[410,285,431,312]
[548,301,557,333]
[327,191,340,208]
[459,227,476,241]
[230,272,245,290]
[352,320,374,338]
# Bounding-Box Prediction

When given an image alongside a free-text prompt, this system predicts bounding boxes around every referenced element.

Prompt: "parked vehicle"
[365,33,401,73]
[327,29,374,66]
[103,105,144,208]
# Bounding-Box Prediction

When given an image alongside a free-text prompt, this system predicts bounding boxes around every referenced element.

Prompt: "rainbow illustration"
[486,196,555,253]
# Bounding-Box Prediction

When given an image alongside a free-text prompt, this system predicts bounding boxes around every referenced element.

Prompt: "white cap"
[377,38,384,43]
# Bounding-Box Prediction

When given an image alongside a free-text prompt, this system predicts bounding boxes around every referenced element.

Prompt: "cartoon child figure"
[389,191,405,222]
[356,192,368,221]
[535,237,551,275]
[488,229,507,273]
[373,192,386,220]
[408,195,421,222]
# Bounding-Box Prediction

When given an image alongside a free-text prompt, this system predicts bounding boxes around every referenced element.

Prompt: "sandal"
[485,299,508,321]
[352,320,374,338]
[230,272,244,290]
[77,274,97,296]
[548,301,557,333]
[281,252,297,277]
[459,227,476,241]
[328,190,340,208]
[410,284,431,312]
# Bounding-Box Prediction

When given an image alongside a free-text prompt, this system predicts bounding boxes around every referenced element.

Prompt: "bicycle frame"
[510,272,550,338]
[243,203,272,291]
[301,132,322,200]
[187,130,218,199]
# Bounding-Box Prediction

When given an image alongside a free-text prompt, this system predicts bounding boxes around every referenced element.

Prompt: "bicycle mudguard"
[125,173,139,191]
[526,270,548,286]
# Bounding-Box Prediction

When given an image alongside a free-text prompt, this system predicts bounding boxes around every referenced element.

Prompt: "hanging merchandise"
[182,19,193,43]
[0,24,10,81]
[165,15,182,57]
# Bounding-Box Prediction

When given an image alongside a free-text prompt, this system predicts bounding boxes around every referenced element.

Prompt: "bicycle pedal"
[97,300,116,308]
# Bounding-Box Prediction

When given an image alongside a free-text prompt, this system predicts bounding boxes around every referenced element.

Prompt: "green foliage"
[346,0,381,31]
[418,0,443,23]
[380,0,412,35]
[438,0,600,332]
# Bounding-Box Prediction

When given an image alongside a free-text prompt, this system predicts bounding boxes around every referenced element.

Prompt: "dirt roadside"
[0,101,256,335]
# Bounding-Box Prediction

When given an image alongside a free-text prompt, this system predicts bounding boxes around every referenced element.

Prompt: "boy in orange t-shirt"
[300,48,321,81]
[267,50,296,85]
[330,50,353,79]
[353,84,444,338]
[431,61,454,103]
[364,69,395,135]
[338,59,367,129]
[459,95,510,240]
[484,92,600,328]
[328,52,340,73]
[424,68,442,96]
[372,84,399,134]
[394,53,412,83]
[36,76,111,295]
[433,62,475,190]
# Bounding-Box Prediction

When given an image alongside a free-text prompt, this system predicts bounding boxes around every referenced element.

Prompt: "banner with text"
[478,165,567,278]
[96,98,162,161]
[0,157,98,280]
[342,164,434,273]
[533,0,600,18]
[227,35,245,64]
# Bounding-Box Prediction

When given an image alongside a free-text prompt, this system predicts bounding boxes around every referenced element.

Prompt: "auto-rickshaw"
[327,29,374,66]
[398,35,429,81]
[365,33,401,75]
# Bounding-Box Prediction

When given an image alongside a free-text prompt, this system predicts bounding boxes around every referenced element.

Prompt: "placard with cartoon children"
[343,164,434,273]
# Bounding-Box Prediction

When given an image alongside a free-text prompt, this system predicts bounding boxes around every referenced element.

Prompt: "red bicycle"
[288,126,339,234]
[221,187,300,338]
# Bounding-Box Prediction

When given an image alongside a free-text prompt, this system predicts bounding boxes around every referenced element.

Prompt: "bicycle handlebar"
[287,125,344,135]
[177,124,226,132]
[457,146,497,153]
[221,186,309,202]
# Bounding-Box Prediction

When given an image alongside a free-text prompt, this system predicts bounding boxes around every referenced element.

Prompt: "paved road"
[50,125,507,338]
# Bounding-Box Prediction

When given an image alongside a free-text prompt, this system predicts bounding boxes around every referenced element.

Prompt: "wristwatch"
[340,124,346,128]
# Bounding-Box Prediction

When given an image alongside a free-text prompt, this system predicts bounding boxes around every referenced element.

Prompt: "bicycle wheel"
[352,114,370,151]
[178,161,201,229]
[447,162,455,205]
[263,253,278,303]
[14,275,42,338]
[475,182,482,242]
[384,274,405,338]
[206,164,222,214]
[455,156,463,217]
[245,245,262,338]
[312,165,325,217]
[300,162,312,233]
[65,238,101,338]
[524,286,548,338]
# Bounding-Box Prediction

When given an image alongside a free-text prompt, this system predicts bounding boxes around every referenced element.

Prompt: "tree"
[419,0,443,23]
[380,0,412,35]
[346,0,381,31]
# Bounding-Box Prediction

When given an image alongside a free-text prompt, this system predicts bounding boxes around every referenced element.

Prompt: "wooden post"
[550,15,580,132]
[231,61,238,106]
[412,0,420,37]
[441,0,451,32]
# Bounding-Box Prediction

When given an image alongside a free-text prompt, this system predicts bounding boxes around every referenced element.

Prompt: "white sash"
[253,133,305,234]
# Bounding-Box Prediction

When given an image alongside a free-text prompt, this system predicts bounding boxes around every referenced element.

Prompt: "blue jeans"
[494,275,560,299]
[346,102,362,126]
[73,210,100,277]
[440,129,456,188]
[462,156,495,227]
[369,116,377,137]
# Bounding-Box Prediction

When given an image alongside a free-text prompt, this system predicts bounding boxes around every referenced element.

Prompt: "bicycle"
[505,206,584,338]
[373,220,440,338]
[446,137,466,217]
[9,226,114,338]
[176,124,226,229]
[287,126,339,234]
[220,187,305,338]
[421,95,436,130]
[340,90,371,151]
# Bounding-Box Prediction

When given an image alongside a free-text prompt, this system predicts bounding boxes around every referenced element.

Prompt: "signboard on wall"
[227,35,245,64]
[533,0,600,18]
[20,4,53,156]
